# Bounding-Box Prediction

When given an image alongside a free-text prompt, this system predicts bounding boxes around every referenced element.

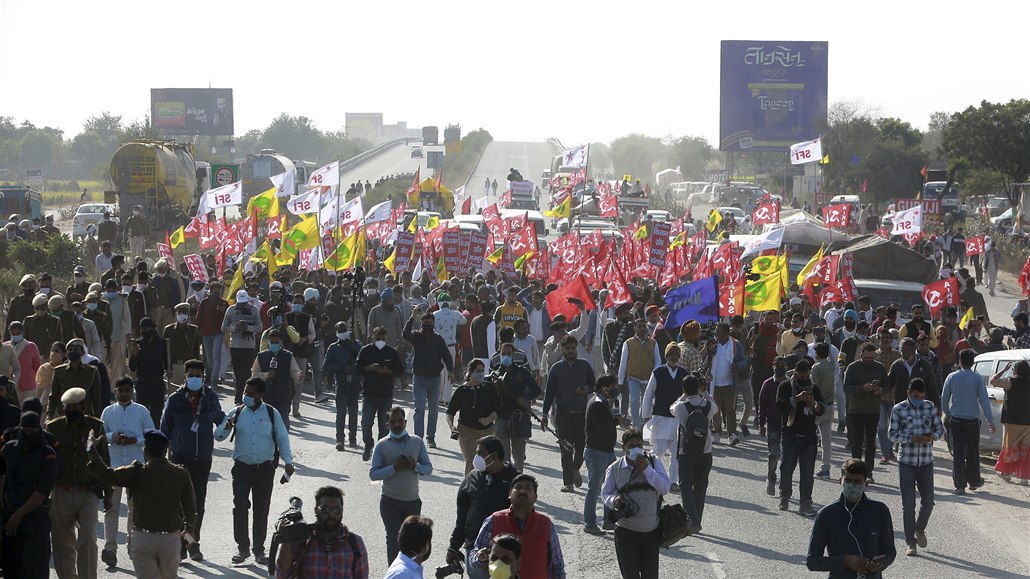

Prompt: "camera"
[435,561,465,578]
[449,429,460,441]
[268,497,312,575]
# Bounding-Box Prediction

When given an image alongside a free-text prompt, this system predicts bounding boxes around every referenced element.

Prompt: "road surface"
[464,141,558,213]
[338,141,432,192]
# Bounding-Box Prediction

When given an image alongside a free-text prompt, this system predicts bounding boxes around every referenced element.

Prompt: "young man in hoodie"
[160,359,224,561]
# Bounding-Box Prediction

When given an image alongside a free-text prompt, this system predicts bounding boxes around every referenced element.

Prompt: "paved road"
[338,141,432,193]
[464,141,558,213]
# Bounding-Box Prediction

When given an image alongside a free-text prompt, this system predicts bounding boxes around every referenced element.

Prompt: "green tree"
[943,99,1030,204]
[609,134,665,185]
[260,114,328,162]
[922,111,951,163]
[18,130,62,172]
[665,135,715,181]
[82,112,123,141]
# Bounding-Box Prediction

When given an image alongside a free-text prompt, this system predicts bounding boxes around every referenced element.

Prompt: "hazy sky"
[3,0,1028,146]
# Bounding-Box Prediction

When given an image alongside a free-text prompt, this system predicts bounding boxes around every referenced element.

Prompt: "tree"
[609,134,664,185]
[18,130,61,172]
[586,142,611,178]
[922,111,951,163]
[82,112,123,141]
[944,99,1030,203]
[260,114,328,162]
[665,135,714,181]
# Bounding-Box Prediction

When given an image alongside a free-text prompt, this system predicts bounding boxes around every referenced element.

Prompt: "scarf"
[610,321,633,370]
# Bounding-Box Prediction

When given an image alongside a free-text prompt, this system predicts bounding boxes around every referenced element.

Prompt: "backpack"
[677,400,712,456]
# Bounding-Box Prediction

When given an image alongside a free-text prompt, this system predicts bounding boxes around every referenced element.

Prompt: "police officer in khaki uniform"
[89,428,197,579]
[163,303,201,392]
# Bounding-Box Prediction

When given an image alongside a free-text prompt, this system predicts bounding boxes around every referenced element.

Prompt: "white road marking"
[706,551,728,579]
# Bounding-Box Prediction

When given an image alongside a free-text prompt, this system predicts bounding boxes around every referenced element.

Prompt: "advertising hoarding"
[151,88,234,136]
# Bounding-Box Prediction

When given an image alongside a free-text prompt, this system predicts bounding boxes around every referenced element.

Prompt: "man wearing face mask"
[48,338,102,419]
[50,294,86,342]
[583,375,620,535]
[370,407,434,564]
[758,357,789,496]
[102,278,134,382]
[600,428,671,579]
[161,359,224,561]
[492,342,541,474]
[357,327,404,461]
[222,289,264,404]
[880,338,937,467]
[0,410,59,578]
[47,387,111,579]
[844,343,889,481]
[447,436,519,577]
[163,303,200,392]
[72,300,105,362]
[323,321,362,451]
[127,318,168,426]
[898,304,937,347]
[403,312,454,448]
[832,309,859,350]
[806,458,896,578]
[776,358,825,516]
[196,281,229,388]
[284,291,319,415]
[68,265,91,301]
[150,258,183,332]
[98,377,155,568]
[123,204,150,258]
[215,377,295,565]
[24,293,63,353]
[386,515,435,578]
[274,485,369,578]
[4,274,40,340]
[888,378,945,557]
[641,344,689,492]
[252,329,302,431]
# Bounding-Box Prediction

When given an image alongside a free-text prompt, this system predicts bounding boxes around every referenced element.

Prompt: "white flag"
[205,181,243,209]
[308,161,340,188]
[740,227,785,258]
[270,170,296,198]
[561,144,589,168]
[789,138,823,165]
[364,200,393,224]
[473,196,492,211]
[320,196,363,232]
[286,190,320,215]
[890,205,923,235]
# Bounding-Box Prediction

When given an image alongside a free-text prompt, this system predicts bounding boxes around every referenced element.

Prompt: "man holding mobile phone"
[843,343,889,481]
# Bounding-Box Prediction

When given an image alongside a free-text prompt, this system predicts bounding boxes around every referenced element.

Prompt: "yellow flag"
[514,250,535,270]
[959,307,975,330]
[706,209,723,233]
[246,187,280,220]
[435,255,447,281]
[751,255,780,276]
[744,271,783,313]
[280,215,320,262]
[669,232,686,249]
[485,246,504,264]
[820,154,829,164]
[796,244,824,287]
[779,254,789,291]
[544,196,571,219]
[425,216,440,231]
[383,247,397,274]
[633,224,648,240]
[168,226,185,249]
[226,263,245,304]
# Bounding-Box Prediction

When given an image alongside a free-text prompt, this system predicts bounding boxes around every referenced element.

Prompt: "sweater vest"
[624,337,656,381]
[652,366,687,418]
[490,509,551,579]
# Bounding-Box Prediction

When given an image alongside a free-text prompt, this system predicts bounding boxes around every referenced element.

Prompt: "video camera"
[435,561,465,578]
[268,497,312,575]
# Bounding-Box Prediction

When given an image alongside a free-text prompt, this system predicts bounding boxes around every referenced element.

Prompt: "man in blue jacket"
[160,358,224,561]
[323,321,362,451]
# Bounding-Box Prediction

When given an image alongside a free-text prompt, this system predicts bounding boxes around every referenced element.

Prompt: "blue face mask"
[186,376,204,392]
[292,304,302,313]
[389,430,407,440]
[242,395,257,408]
[841,481,865,501]
[87,302,98,311]
[627,447,645,461]
[105,291,118,300]
[500,355,513,367]
[269,343,281,354]
[11,334,23,344]
[273,316,283,325]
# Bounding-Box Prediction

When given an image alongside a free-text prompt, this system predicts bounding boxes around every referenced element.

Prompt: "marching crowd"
[1,207,1029,579]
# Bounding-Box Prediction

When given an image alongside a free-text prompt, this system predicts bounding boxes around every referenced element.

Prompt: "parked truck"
[422,126,439,146]
[109,141,204,230]
[0,185,42,222]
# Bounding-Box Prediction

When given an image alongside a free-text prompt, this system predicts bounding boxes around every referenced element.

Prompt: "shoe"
[740,424,751,437]
[799,503,817,517]
[778,498,789,511]
[602,520,616,531]
[336,442,346,451]
[181,545,188,560]
[766,480,776,496]
[999,473,1012,483]
[362,447,372,461]
[816,468,830,479]
[687,523,703,536]
[955,487,966,495]
[292,411,302,419]
[314,395,330,404]
[969,480,985,491]
[254,550,269,565]
[574,471,583,488]
[102,548,117,567]
[189,543,204,561]
[231,549,250,564]
[915,530,927,548]
[906,544,918,557]
[560,484,575,493]
[583,525,604,536]
[879,455,891,465]
[729,434,740,446]
[670,483,680,493]
[713,433,722,445]
[349,440,358,448]
[836,423,846,434]
[427,438,437,449]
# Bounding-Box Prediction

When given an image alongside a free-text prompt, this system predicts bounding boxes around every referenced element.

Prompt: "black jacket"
[448,463,519,551]
[807,495,896,578]
[129,334,167,382]
[585,395,618,452]
[355,343,403,399]
[403,318,453,377]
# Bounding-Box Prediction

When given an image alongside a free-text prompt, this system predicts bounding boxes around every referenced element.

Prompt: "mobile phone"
[280,472,291,484]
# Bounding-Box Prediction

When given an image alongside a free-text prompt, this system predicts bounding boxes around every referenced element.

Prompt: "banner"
[286,190,320,215]
[719,278,745,318]
[921,277,961,316]
[964,235,985,256]
[443,228,462,274]
[466,232,489,271]
[205,181,242,209]
[649,221,672,268]
[156,243,174,264]
[890,204,922,235]
[183,254,208,283]
[393,231,416,273]
[790,138,823,165]
[665,276,720,327]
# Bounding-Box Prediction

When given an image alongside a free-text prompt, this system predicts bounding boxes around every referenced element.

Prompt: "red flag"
[921,277,961,316]
[461,196,472,215]
[434,168,443,192]
[920,165,929,178]
[874,227,889,239]
[964,235,985,256]
[861,179,868,193]
[815,255,839,286]
[1020,257,1030,296]
[183,215,203,239]
[822,204,851,229]
[406,168,421,204]
[499,190,512,208]
[751,200,781,226]
[719,279,744,317]
[599,193,618,218]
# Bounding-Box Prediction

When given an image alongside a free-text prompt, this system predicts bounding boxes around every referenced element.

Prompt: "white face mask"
[176,313,189,324]
[38,287,51,295]
[374,340,386,349]
[472,454,489,473]
[137,284,148,292]
[122,285,132,294]
[337,331,350,341]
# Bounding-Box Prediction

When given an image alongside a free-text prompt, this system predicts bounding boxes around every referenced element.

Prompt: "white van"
[501,209,548,236]
[969,350,1024,453]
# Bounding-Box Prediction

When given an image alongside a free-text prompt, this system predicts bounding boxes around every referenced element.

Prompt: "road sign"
[25,168,43,185]
[427,151,444,170]
[211,163,239,188]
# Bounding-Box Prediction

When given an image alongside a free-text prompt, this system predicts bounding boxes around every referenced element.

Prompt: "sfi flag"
[921,277,961,316]
[719,278,745,318]
[822,204,851,229]
[751,200,780,226]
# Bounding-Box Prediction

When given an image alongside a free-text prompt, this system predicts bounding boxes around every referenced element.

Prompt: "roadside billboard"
[151,88,234,136]
[719,41,828,152]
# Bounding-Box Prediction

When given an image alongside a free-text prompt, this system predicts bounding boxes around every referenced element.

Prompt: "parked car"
[967,350,1023,454]
[72,203,118,238]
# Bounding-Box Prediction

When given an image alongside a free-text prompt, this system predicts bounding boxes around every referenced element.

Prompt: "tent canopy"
[407,177,454,213]
[762,210,851,251]
[827,234,937,283]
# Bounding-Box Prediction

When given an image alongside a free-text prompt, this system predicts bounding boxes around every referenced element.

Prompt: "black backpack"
[678,400,712,456]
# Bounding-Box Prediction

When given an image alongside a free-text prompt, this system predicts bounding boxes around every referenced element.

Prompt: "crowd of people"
[0,195,1028,579]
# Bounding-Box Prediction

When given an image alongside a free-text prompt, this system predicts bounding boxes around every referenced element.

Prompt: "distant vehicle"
[969,350,1021,454]
[984,196,1010,217]
[410,145,424,158]
[109,141,202,228]
[541,170,552,185]
[73,203,119,238]
[922,181,960,212]
[0,185,43,223]
[990,207,1030,229]
[241,149,305,204]
[422,126,439,146]
[717,206,751,234]
[645,210,672,222]
[717,184,766,207]
[501,209,548,236]
[557,217,620,236]
[851,279,924,322]
[400,210,441,230]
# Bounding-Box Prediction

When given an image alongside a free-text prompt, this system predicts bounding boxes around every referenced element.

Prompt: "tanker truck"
[109,141,204,231]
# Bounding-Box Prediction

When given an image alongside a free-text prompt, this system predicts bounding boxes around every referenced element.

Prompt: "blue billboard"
[719,41,828,152]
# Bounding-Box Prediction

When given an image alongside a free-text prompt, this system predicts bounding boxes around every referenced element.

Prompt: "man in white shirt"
[99,377,156,568]
[708,322,742,446]
[512,319,540,377]
[385,515,434,579]
[433,294,467,404]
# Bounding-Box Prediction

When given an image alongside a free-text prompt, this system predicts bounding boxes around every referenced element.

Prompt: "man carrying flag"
[706,208,723,234]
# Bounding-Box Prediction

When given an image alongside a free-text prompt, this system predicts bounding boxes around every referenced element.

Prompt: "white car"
[72,203,118,238]
[968,350,1023,454]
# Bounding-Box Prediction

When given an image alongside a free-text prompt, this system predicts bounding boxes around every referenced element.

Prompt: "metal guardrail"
[338,137,418,173]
